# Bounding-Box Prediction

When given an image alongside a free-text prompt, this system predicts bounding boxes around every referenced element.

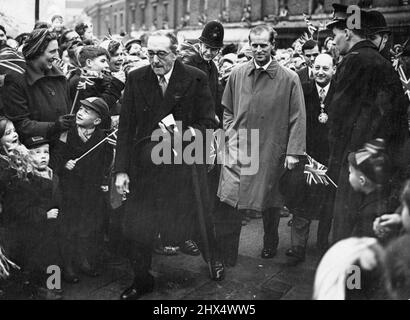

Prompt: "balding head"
[312,53,336,87]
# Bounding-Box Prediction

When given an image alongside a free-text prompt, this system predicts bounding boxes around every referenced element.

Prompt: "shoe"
[62,271,80,284]
[120,274,154,300]
[261,248,277,259]
[180,240,200,256]
[210,261,225,281]
[285,248,305,263]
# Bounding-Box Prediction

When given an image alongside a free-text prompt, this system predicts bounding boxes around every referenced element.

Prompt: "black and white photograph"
[0,0,410,305]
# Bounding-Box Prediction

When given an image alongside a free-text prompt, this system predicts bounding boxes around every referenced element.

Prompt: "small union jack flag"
[304,153,337,188]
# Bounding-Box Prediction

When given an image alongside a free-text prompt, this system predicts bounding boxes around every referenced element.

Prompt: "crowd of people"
[0,3,410,300]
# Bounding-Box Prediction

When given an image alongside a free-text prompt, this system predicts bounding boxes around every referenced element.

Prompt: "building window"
[120,12,124,28]
[113,14,117,33]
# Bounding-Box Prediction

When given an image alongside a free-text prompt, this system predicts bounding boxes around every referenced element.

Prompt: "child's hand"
[47,208,59,219]
[65,159,77,171]
[101,185,109,192]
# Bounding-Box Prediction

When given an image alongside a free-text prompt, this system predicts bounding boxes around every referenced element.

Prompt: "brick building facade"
[85,0,410,45]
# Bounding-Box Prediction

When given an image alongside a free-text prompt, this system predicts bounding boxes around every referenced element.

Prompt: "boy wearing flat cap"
[54,97,113,282]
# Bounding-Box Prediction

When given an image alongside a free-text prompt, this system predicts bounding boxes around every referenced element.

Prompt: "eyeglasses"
[305,53,319,58]
[147,50,170,59]
[250,43,270,49]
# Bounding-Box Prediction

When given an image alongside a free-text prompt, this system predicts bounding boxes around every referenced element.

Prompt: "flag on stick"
[75,129,118,162]
[304,153,338,188]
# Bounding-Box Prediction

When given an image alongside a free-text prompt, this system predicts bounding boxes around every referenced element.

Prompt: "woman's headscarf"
[22,28,52,60]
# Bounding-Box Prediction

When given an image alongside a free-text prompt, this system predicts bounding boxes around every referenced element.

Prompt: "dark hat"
[326,4,349,30]
[24,136,50,149]
[363,10,391,36]
[279,159,309,211]
[80,97,109,119]
[199,21,224,49]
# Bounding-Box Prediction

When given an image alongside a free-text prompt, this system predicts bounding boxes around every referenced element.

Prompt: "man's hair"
[107,40,121,57]
[51,14,63,23]
[78,45,109,67]
[60,29,75,46]
[302,39,318,52]
[248,25,277,44]
[75,22,89,37]
[148,31,178,54]
[0,25,6,35]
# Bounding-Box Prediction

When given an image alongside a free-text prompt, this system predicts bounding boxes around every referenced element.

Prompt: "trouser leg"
[290,215,311,253]
[262,208,281,250]
[213,201,242,266]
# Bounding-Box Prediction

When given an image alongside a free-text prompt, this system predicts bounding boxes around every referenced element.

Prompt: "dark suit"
[288,79,335,252]
[297,66,313,84]
[114,59,217,279]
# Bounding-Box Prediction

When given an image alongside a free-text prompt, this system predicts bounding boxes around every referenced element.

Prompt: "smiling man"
[285,53,336,264]
[114,31,220,300]
[4,28,74,141]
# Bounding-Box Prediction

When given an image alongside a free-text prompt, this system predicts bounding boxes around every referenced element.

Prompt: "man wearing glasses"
[114,31,219,300]
[215,25,306,267]
[298,39,320,84]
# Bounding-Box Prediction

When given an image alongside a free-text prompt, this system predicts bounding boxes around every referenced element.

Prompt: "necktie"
[319,88,326,103]
[159,75,167,96]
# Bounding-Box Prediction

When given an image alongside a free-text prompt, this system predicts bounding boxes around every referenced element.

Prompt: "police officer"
[182,20,224,122]
[362,10,391,60]
[172,21,225,257]
[326,3,409,242]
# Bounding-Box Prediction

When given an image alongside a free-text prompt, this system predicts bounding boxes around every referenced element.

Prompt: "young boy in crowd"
[347,138,398,240]
[69,45,125,118]
[2,136,63,300]
[54,97,113,282]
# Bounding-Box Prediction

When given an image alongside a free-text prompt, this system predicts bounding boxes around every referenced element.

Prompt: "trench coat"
[218,59,306,212]
[114,60,217,246]
[3,64,70,141]
[328,40,409,242]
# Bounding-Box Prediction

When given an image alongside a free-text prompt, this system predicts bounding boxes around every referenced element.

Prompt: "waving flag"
[304,153,337,188]
[303,13,318,36]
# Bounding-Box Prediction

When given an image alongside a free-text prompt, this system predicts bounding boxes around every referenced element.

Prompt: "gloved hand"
[54,114,76,132]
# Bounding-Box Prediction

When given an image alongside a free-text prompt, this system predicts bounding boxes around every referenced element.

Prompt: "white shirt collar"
[254,57,272,71]
[157,62,175,84]
[316,81,331,98]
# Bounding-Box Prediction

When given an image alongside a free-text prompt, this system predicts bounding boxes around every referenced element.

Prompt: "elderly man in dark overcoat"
[114,31,219,300]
